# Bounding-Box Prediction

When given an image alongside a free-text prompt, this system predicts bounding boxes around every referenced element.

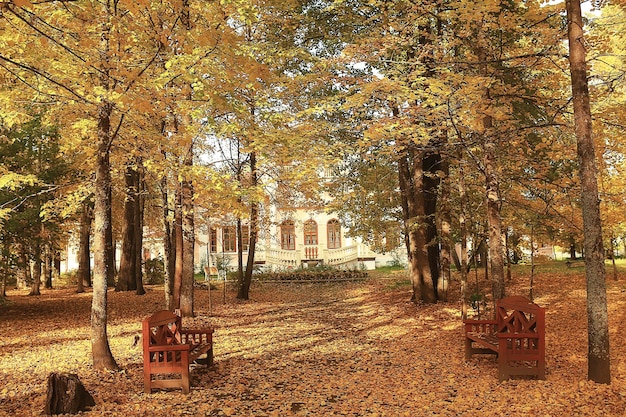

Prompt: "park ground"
[1,262,625,416]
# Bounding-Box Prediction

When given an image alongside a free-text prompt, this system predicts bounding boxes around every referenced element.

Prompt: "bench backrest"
[142,310,183,347]
[495,296,544,335]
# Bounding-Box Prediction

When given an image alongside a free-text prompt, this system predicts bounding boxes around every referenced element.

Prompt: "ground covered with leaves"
[1,266,625,416]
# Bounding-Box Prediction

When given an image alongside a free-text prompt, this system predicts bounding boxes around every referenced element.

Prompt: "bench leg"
[181,363,190,394]
[537,359,546,380]
[144,366,152,394]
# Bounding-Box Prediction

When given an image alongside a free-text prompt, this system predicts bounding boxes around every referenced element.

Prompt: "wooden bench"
[464,295,545,381]
[142,310,214,394]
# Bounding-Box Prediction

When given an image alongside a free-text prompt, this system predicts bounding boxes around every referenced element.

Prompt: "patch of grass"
[385,278,412,290]
[375,265,406,274]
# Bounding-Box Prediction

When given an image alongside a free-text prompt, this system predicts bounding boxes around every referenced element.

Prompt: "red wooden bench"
[142,310,214,394]
[464,295,545,381]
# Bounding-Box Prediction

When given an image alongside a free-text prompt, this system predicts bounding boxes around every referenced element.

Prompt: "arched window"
[281,220,296,250]
[303,220,318,245]
[327,219,341,249]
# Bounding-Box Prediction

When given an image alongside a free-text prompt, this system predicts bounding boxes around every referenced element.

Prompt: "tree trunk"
[160,174,174,310]
[77,199,93,292]
[16,243,30,289]
[1,242,9,298]
[399,154,420,302]
[423,148,441,299]
[117,164,137,292]
[459,164,469,320]
[105,208,115,288]
[91,15,118,369]
[173,184,183,310]
[29,243,42,296]
[410,148,437,303]
[438,159,451,301]
[239,152,258,300]
[566,0,610,384]
[397,153,416,300]
[91,99,118,371]
[53,250,61,284]
[569,237,577,259]
[43,242,53,289]
[180,149,195,317]
[236,217,245,296]
[135,164,145,295]
[483,123,505,302]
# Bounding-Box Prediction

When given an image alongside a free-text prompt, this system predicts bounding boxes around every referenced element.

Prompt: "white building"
[194,208,403,274]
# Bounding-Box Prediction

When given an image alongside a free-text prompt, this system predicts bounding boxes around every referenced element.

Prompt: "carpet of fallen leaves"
[1,268,625,416]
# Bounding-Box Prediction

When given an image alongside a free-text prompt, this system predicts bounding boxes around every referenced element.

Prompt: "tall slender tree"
[565,0,611,384]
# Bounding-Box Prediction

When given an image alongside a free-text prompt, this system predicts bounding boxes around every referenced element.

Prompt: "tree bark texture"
[423,148,441,299]
[566,0,610,384]
[117,164,137,292]
[44,372,95,415]
[91,100,118,371]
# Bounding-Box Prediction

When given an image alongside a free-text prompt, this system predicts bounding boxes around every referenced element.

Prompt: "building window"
[327,219,341,249]
[223,226,236,252]
[241,225,250,252]
[304,220,318,245]
[210,228,217,253]
[281,220,296,250]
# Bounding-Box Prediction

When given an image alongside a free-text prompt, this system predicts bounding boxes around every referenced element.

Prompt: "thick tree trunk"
[423,149,441,299]
[117,164,137,292]
[91,16,118,368]
[566,0,610,384]
[410,148,437,303]
[91,100,118,371]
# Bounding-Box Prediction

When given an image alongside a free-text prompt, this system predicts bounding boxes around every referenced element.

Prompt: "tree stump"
[44,372,95,415]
